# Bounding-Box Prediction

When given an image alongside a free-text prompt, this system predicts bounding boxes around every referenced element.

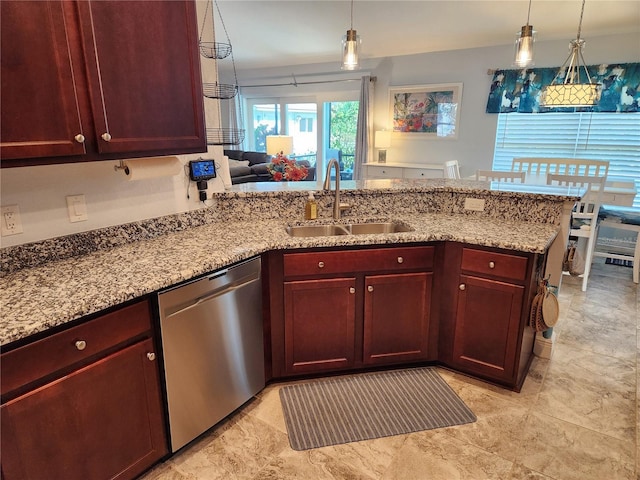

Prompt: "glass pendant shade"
[342,29,360,70]
[514,25,535,67]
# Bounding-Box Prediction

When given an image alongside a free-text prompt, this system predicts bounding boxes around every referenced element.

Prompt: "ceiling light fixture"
[541,0,600,107]
[514,0,535,67]
[342,0,360,70]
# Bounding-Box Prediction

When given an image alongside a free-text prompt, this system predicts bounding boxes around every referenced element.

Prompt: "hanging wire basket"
[203,82,238,99]
[206,128,245,146]
[199,41,232,60]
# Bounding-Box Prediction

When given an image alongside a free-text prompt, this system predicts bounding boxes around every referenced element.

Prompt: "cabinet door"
[284,278,356,374]
[363,272,432,365]
[451,275,524,382]
[1,339,167,480]
[77,0,205,155]
[0,1,86,160]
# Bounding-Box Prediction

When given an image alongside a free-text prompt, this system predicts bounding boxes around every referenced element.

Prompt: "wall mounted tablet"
[189,159,216,181]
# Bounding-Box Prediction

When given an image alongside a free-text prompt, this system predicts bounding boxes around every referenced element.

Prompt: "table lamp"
[375,131,391,163]
[266,135,293,156]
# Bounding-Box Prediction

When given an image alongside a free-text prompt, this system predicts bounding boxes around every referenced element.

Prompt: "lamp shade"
[266,135,293,155]
[514,25,535,67]
[374,130,391,149]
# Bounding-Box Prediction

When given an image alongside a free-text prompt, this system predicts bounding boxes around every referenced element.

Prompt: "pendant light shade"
[514,0,535,67]
[541,0,600,107]
[342,0,360,70]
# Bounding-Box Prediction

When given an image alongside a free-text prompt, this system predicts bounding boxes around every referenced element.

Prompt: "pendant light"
[514,0,535,67]
[342,0,360,70]
[541,0,600,107]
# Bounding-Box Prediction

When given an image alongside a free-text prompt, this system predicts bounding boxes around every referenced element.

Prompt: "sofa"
[224,149,316,184]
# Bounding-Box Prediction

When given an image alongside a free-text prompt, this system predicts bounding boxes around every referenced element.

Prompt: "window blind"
[493,112,640,209]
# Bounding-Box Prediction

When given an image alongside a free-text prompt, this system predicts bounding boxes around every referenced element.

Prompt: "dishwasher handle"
[162,270,260,320]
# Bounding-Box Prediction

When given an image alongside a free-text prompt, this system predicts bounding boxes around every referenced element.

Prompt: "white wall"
[2,31,638,247]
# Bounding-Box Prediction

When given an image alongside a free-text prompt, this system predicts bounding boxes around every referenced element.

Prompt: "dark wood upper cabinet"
[1,0,206,166]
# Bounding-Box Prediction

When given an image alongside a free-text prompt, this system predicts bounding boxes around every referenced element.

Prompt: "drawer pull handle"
[147,352,156,361]
[101,132,112,142]
[74,134,85,143]
[318,261,325,268]
[367,285,374,292]
[459,284,466,291]
[397,256,404,264]
[489,261,495,269]
[75,340,87,351]
[349,287,355,294]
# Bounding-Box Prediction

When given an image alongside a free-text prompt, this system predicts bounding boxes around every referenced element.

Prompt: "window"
[299,118,313,133]
[493,112,640,209]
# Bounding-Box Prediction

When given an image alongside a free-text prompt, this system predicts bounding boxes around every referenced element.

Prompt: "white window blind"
[493,112,640,209]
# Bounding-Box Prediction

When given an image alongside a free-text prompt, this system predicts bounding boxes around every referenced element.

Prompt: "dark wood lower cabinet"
[284,278,357,374]
[0,300,167,480]
[451,275,524,381]
[363,272,432,365]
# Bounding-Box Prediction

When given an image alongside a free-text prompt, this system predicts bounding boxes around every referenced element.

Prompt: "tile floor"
[141,261,638,480]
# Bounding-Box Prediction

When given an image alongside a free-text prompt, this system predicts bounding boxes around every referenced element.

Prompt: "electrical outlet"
[464,198,486,212]
[1,205,24,236]
[66,195,88,223]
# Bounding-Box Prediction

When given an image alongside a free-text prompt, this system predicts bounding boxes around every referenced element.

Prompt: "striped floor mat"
[279,367,476,451]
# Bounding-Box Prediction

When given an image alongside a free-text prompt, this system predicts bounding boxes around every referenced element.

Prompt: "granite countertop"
[0,182,574,345]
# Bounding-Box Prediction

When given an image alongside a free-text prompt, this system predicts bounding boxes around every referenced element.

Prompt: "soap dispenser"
[304,191,318,220]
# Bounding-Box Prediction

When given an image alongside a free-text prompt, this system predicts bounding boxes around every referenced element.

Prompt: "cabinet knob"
[318,261,325,268]
[75,340,87,351]
[459,284,466,291]
[147,352,156,361]
[489,261,495,269]
[349,287,355,294]
[101,132,112,142]
[367,285,374,292]
[74,134,85,143]
[397,256,404,264]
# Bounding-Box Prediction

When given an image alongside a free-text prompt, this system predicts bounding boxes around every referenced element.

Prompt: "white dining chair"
[547,173,606,292]
[444,160,461,179]
[475,170,526,183]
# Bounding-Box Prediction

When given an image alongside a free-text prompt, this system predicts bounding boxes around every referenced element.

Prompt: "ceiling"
[206,1,640,71]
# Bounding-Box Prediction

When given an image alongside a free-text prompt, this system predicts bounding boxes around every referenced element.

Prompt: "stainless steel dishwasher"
[157,256,265,452]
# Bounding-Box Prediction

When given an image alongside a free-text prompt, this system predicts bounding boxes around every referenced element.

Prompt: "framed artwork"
[389,83,463,138]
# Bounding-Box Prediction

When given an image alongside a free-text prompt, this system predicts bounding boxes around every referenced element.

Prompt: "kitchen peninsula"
[0,179,578,480]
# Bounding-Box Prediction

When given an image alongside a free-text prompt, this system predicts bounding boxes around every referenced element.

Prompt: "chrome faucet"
[323,158,350,220]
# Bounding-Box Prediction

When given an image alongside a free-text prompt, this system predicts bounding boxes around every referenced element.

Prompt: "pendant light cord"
[526,0,532,26]
[350,0,354,29]
[576,0,586,41]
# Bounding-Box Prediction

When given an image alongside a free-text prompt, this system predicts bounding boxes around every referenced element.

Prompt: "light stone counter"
[0,179,577,347]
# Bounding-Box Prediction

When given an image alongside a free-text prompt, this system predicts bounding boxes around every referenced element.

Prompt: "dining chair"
[475,170,526,183]
[512,158,609,178]
[547,173,606,292]
[444,160,461,179]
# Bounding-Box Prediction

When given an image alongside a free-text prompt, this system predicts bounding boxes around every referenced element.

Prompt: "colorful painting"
[390,83,463,138]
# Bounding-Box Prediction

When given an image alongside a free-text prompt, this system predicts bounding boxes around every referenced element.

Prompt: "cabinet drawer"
[284,246,434,277]
[402,168,443,179]
[460,248,528,282]
[365,166,403,179]
[1,299,152,397]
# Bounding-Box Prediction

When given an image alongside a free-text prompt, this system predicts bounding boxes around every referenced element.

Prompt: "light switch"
[66,195,88,223]
[464,198,486,212]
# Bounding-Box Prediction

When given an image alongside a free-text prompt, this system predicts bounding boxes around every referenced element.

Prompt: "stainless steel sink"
[286,222,413,237]
[286,224,351,237]
[347,222,413,234]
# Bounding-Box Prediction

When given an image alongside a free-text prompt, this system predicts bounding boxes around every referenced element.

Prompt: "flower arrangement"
[267,153,309,181]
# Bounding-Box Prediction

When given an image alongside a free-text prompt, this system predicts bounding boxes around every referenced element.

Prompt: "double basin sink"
[286,221,413,237]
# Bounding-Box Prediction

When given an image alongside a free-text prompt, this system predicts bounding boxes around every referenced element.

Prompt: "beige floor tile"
[517,411,635,480]
[242,384,288,434]
[381,430,513,480]
[168,414,289,480]
[534,343,636,441]
[436,379,530,461]
[253,446,378,480]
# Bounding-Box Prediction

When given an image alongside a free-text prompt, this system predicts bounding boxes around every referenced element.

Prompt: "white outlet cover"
[66,195,88,223]
[464,198,486,212]
[1,204,24,236]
